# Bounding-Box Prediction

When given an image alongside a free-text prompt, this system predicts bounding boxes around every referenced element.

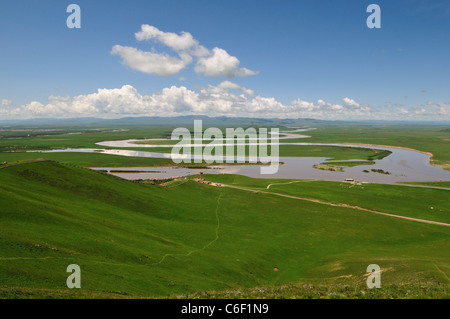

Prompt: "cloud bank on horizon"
[2,82,448,121]
[1,24,449,121]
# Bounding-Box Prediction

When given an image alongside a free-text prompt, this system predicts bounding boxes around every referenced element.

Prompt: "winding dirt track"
[222,184,450,227]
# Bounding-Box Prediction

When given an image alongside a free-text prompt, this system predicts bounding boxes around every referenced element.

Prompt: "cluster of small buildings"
[193,178,223,187]
[129,176,186,184]
[344,178,364,185]
[151,176,185,181]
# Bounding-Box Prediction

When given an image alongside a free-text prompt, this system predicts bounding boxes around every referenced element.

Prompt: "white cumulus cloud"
[111,45,190,76]
[112,25,258,78]
[135,24,198,52]
[195,47,259,78]
[290,97,372,118]
[202,81,256,97]
[1,99,13,106]
[3,86,448,121]
[2,83,379,120]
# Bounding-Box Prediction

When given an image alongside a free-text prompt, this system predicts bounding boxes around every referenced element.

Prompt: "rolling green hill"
[0,161,449,298]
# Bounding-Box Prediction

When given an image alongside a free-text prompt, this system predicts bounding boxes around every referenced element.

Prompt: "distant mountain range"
[0,116,325,127]
[0,116,448,127]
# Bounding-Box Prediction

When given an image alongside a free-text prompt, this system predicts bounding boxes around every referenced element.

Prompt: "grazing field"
[2,123,448,168]
[0,126,174,152]
[313,164,343,172]
[322,161,375,167]
[0,152,175,167]
[0,161,449,298]
[204,174,450,224]
[399,181,450,189]
[298,124,450,170]
[1,122,449,299]
[0,145,388,168]
[123,144,391,160]
[0,124,394,167]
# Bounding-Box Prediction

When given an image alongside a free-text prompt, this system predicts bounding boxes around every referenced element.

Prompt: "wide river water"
[33,128,450,184]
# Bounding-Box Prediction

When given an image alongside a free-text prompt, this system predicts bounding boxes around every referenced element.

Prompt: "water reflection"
[30,128,450,184]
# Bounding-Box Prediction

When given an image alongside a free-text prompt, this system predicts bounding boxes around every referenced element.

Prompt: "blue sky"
[0,0,449,120]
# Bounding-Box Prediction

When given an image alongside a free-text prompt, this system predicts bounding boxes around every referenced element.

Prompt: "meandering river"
[32,128,450,184]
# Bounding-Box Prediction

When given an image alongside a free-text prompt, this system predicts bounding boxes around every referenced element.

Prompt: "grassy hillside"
[204,175,450,224]
[0,162,449,298]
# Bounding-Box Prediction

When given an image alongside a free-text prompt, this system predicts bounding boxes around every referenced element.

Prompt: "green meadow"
[0,161,449,298]
[0,146,388,168]
[399,181,450,189]
[0,125,393,167]
[0,122,449,298]
[204,174,450,225]
[298,124,450,170]
[0,152,174,168]
[320,161,375,167]
[1,123,448,169]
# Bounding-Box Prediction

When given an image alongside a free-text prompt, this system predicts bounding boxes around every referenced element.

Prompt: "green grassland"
[322,161,375,167]
[174,283,449,299]
[399,181,450,189]
[1,123,448,169]
[204,174,450,224]
[123,144,390,159]
[0,145,388,168]
[0,125,393,167]
[0,126,174,151]
[0,126,387,167]
[0,152,175,167]
[298,124,450,170]
[1,122,449,298]
[0,161,449,298]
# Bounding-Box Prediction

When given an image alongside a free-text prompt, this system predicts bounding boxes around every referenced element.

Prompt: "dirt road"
[221,183,450,227]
